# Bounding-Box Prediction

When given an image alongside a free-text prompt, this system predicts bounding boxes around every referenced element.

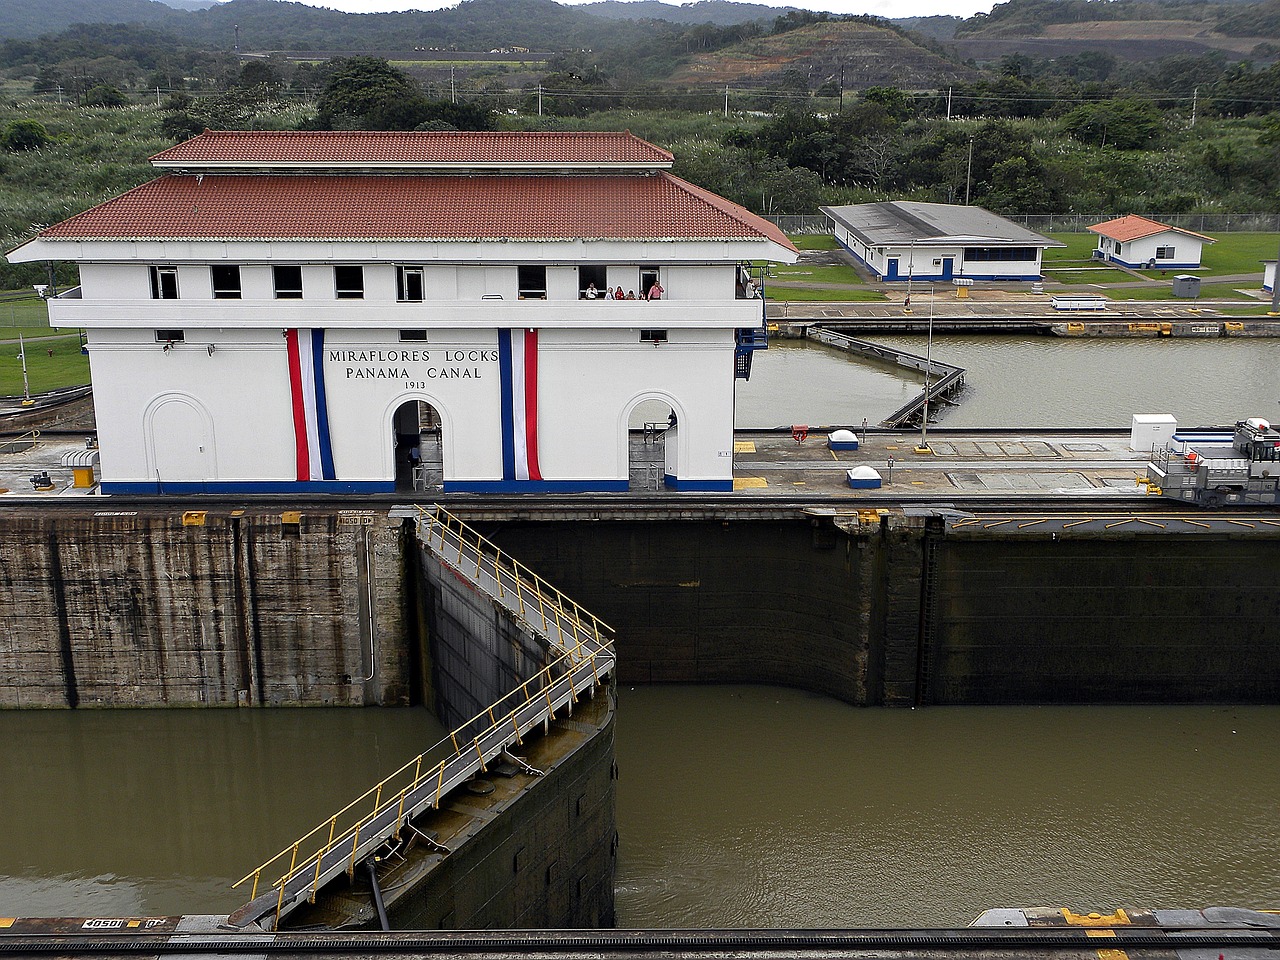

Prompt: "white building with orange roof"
[8,130,796,494]
[1088,215,1215,270]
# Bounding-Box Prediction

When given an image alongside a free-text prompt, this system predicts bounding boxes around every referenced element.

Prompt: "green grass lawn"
[0,334,90,395]
[1103,282,1259,302]
[0,294,52,341]
[768,263,865,285]
[765,286,887,302]
[786,233,839,251]
[1044,267,1133,285]
[1044,233,1100,262]
[1133,232,1280,279]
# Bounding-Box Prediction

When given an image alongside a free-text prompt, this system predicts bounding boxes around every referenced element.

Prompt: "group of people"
[584,281,665,301]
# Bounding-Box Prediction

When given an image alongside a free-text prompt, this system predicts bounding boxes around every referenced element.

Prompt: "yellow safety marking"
[1017,519,1047,528]
[1104,519,1134,529]
[127,920,141,928]
[886,445,899,450]
[951,519,982,527]
[911,480,924,485]
[1062,908,1131,926]
[1260,520,1280,527]
[0,919,14,928]
[792,481,806,485]
[1227,520,1257,528]
[830,450,839,461]
[733,441,756,453]
[733,477,768,489]
[1086,931,1128,960]
[1180,518,1211,529]
[181,511,207,527]
[1135,519,1166,528]
[1063,519,1094,528]
[984,519,1013,527]
[281,511,301,524]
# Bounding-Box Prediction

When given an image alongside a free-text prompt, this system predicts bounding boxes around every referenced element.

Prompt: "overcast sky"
[278,0,998,20]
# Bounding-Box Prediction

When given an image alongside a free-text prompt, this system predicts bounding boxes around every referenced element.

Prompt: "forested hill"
[580,1,798,24]
[0,0,662,52]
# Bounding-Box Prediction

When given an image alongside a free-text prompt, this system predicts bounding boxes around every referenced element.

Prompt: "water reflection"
[615,686,1280,927]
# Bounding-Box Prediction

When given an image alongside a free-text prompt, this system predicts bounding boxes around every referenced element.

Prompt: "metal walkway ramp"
[231,506,615,930]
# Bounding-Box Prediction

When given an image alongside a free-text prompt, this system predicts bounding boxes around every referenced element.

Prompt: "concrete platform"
[729,429,1147,500]
[0,429,1152,503]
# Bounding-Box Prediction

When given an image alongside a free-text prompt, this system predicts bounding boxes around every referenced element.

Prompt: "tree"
[83,84,128,107]
[2,118,50,152]
[316,57,427,129]
[1061,98,1164,150]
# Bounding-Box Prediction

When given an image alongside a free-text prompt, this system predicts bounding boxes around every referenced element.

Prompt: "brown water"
[736,337,1280,430]
[0,708,445,917]
[4,692,1277,925]
[615,686,1280,927]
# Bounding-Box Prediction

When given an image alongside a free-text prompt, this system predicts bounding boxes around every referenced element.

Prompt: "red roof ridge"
[1088,214,1215,244]
[150,129,674,166]
[659,172,796,252]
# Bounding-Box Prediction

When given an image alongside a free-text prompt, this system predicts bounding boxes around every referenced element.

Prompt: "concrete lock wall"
[416,539,557,729]
[483,515,1280,706]
[0,511,410,708]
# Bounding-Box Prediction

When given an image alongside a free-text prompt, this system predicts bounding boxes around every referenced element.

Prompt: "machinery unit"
[1145,417,1280,507]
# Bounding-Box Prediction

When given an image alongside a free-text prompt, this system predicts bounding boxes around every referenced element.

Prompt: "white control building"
[9,130,796,493]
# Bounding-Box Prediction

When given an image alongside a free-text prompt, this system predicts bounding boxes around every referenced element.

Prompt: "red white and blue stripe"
[285,328,336,482]
[498,328,541,482]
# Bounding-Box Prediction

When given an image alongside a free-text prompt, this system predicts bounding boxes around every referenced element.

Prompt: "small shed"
[828,429,859,451]
[1171,275,1200,298]
[846,465,882,489]
[1130,414,1177,453]
[1088,215,1215,270]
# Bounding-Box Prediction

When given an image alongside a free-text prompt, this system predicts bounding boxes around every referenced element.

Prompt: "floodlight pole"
[916,286,934,455]
[18,331,33,406]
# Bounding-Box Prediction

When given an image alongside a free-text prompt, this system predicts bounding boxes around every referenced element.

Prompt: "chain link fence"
[768,213,1280,234]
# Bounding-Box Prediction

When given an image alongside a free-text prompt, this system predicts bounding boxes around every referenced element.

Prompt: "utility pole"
[451,66,456,104]
[1190,86,1198,127]
[946,86,952,121]
[724,85,729,118]
[839,64,845,110]
[17,331,32,406]
[965,137,974,205]
[537,84,543,116]
[1271,235,1280,315]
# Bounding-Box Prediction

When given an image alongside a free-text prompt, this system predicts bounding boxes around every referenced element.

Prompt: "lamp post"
[915,285,935,454]
[904,239,916,314]
[17,330,33,406]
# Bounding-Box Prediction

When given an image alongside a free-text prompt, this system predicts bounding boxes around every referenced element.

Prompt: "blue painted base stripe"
[663,475,734,492]
[102,480,396,495]
[445,479,630,493]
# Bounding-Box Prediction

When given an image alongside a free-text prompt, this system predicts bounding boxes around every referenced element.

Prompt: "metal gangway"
[231,505,615,929]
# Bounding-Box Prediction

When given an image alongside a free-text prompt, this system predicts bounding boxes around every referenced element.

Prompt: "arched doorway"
[625,396,680,492]
[391,399,443,492]
[144,393,216,491]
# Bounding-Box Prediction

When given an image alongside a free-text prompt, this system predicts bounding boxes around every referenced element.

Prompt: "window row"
[148,264,673,302]
[963,247,1038,262]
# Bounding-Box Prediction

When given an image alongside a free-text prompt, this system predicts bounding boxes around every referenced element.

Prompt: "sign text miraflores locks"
[328,347,498,383]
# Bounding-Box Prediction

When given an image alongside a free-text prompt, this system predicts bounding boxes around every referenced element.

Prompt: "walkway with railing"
[231,506,615,930]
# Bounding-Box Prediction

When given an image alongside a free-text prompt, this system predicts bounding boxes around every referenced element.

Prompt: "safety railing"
[417,504,615,662]
[231,507,615,929]
[0,429,39,455]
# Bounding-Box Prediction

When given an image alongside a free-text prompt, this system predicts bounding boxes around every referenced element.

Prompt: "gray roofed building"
[820,201,1062,283]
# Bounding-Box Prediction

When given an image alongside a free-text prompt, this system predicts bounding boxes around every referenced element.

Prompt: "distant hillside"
[891,15,961,41]
[159,0,220,9]
[948,0,1280,60]
[668,20,978,89]
[0,0,182,39]
[580,1,796,25]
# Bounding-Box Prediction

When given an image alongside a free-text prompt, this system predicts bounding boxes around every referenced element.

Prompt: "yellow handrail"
[232,506,616,909]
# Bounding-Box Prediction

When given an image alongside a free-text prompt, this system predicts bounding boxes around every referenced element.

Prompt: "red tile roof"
[150,130,673,167]
[35,173,794,247]
[1087,214,1215,244]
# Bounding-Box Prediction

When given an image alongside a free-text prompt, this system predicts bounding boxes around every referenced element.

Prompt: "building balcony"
[47,295,764,331]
